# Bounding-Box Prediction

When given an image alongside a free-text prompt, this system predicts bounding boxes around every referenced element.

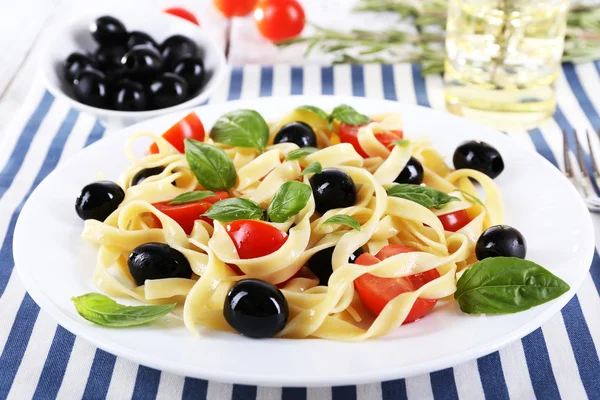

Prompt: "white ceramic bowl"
[39,8,227,128]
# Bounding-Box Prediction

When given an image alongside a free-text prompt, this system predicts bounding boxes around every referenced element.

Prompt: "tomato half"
[374,130,404,148]
[254,0,305,43]
[438,210,471,232]
[164,7,200,25]
[339,123,369,157]
[354,245,440,323]
[226,220,288,259]
[149,112,205,154]
[214,0,258,17]
[153,191,229,234]
[375,244,414,261]
[339,123,403,157]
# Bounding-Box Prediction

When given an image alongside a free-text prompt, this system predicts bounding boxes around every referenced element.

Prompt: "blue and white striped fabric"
[1,64,599,400]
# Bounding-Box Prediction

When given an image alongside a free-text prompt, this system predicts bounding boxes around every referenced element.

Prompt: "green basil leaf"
[300,161,323,176]
[267,181,312,223]
[72,293,175,327]
[387,184,459,209]
[209,109,269,152]
[185,139,237,192]
[296,105,329,121]
[455,257,570,314]
[391,139,411,148]
[330,104,369,125]
[169,190,215,205]
[285,147,318,161]
[458,190,485,208]
[321,215,361,231]
[203,198,263,222]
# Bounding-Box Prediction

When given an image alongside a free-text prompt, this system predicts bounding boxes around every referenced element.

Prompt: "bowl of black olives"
[41,11,227,127]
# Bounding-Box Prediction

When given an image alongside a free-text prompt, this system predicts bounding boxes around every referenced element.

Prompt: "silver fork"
[562,129,600,212]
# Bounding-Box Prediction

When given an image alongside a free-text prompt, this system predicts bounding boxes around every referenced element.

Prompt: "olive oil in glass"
[444,0,570,130]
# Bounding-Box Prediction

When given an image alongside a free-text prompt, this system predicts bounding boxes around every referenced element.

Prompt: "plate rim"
[14,95,595,386]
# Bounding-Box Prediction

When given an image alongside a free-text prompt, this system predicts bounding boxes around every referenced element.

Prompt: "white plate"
[14,96,594,387]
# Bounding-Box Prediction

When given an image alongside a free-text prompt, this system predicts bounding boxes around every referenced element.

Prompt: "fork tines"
[562,128,600,211]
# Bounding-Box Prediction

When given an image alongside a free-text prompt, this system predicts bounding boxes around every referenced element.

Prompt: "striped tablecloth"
[1,64,599,400]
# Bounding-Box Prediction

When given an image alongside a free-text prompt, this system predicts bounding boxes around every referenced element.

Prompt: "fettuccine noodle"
[81,110,504,341]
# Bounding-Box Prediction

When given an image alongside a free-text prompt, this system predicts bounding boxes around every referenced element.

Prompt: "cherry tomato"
[153,191,228,234]
[226,220,288,259]
[375,244,414,261]
[254,0,305,43]
[339,123,403,157]
[214,0,258,17]
[339,123,369,157]
[164,7,200,25]
[375,130,404,148]
[354,245,440,323]
[227,263,244,275]
[149,112,205,154]
[438,210,471,232]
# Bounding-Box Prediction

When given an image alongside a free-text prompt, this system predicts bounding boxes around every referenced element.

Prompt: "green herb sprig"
[278,1,600,75]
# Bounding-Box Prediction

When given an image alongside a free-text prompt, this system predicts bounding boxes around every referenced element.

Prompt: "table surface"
[1,1,600,399]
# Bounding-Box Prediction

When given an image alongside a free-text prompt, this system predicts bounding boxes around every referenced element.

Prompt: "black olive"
[75,181,124,221]
[307,247,365,286]
[90,16,128,46]
[309,169,357,214]
[113,79,147,111]
[453,140,505,179]
[148,73,189,109]
[94,45,127,74]
[64,52,95,83]
[160,35,198,68]
[476,225,527,260]
[126,31,158,50]
[128,243,192,286]
[349,247,365,263]
[273,122,317,148]
[131,166,165,186]
[121,45,164,78]
[171,56,205,93]
[223,279,288,338]
[72,69,111,108]
[395,157,424,185]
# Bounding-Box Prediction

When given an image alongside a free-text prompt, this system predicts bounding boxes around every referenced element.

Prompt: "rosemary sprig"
[278,0,600,75]
[278,22,444,68]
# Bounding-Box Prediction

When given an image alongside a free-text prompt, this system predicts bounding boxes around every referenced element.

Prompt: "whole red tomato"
[214,0,259,17]
[254,0,305,43]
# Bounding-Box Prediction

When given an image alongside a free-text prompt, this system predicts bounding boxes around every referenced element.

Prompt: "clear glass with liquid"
[444,0,570,131]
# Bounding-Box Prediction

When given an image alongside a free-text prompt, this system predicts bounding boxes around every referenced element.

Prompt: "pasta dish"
[72,104,569,340]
